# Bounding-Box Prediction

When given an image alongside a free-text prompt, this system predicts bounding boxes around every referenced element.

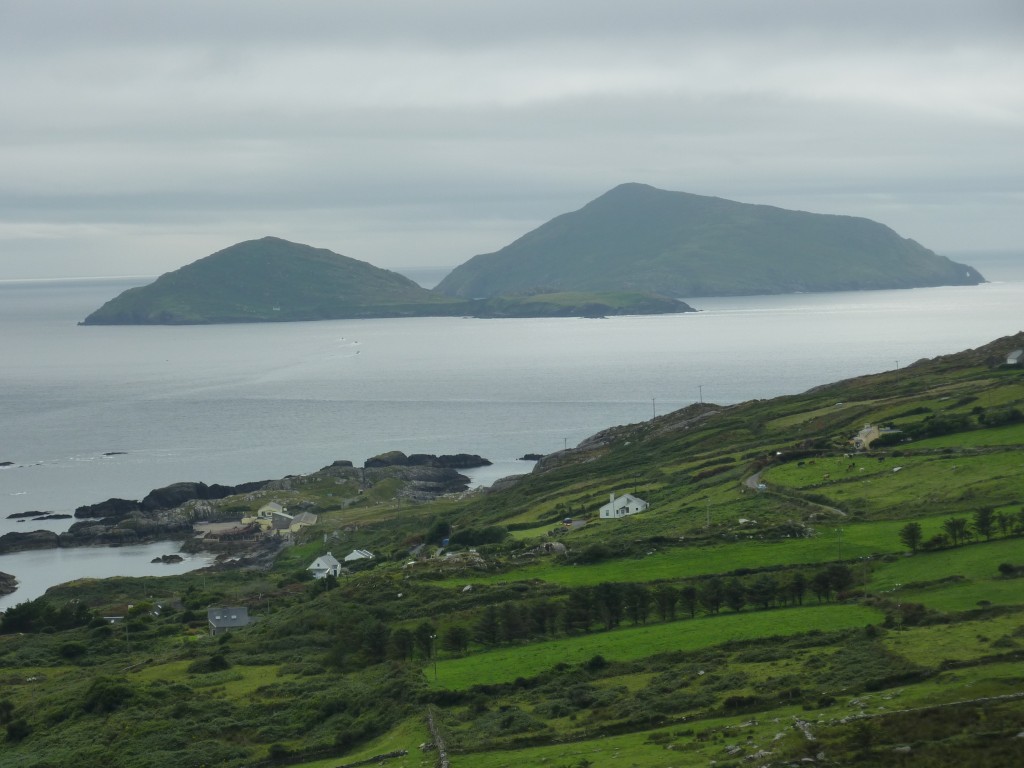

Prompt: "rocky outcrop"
[0,571,16,597]
[74,497,139,520]
[364,451,491,469]
[0,530,60,554]
[141,480,268,511]
[151,554,184,564]
[75,479,270,520]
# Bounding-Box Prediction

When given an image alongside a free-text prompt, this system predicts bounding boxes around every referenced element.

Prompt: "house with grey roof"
[207,606,252,636]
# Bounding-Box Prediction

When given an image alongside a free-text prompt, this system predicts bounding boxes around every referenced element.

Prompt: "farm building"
[599,492,649,519]
[1007,348,1023,365]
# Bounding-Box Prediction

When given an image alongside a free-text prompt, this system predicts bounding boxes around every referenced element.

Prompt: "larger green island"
[81,184,983,325]
[436,183,985,299]
[2,332,1023,767]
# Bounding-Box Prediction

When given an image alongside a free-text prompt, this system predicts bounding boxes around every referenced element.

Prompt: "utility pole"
[698,385,704,404]
[652,397,656,419]
[563,437,568,451]
[430,634,438,681]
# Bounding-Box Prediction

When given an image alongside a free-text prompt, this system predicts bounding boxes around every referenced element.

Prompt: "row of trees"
[446,565,857,654]
[899,506,1024,552]
[323,565,859,667]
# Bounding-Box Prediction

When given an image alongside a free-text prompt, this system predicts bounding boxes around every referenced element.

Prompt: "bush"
[187,652,231,674]
[59,641,87,660]
[82,677,134,714]
[5,718,31,742]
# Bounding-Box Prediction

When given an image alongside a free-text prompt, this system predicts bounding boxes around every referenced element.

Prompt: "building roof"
[344,549,374,562]
[290,511,319,526]
[601,493,647,509]
[308,552,342,571]
[207,606,251,630]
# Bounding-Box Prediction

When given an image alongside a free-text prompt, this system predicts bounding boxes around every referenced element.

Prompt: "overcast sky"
[1,1,1022,279]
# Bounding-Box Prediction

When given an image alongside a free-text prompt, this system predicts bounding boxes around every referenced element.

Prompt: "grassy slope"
[1,332,1023,767]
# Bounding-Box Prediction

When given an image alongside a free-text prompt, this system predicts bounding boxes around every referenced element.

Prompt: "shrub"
[82,677,134,714]
[188,652,231,674]
[59,641,87,660]
[5,718,31,742]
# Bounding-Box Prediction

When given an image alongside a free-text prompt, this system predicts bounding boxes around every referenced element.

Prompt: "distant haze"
[1,1,1022,279]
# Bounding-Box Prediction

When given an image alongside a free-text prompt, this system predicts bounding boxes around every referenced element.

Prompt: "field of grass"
[884,616,1024,666]
[909,421,1024,448]
[869,536,1024,591]
[291,717,435,768]
[443,514,972,590]
[428,603,880,690]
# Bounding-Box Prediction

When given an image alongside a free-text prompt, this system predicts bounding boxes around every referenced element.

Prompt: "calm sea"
[1,252,1022,607]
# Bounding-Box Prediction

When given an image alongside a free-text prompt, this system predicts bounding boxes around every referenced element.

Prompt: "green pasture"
[427,603,880,690]
[869,536,1024,591]
[290,717,434,768]
[897,578,1024,612]
[766,399,873,430]
[909,421,1024,448]
[763,450,1023,515]
[885,615,1024,666]
[132,660,290,698]
[447,514,965,589]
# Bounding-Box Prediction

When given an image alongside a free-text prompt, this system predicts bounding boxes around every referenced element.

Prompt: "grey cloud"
[1,1,1022,278]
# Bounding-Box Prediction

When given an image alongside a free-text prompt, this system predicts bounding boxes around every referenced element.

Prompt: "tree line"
[899,506,1024,552]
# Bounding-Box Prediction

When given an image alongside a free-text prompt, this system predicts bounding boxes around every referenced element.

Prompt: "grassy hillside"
[434,183,985,299]
[1,332,1022,767]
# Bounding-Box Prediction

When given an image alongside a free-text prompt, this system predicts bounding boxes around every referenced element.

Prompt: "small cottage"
[1007,349,1023,365]
[307,552,342,579]
[599,492,649,519]
[208,606,252,636]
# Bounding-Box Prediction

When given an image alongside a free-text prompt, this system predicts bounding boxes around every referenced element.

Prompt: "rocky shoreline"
[0,570,16,598]
[0,452,487,557]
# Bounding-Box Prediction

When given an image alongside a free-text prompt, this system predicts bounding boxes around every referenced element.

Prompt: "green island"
[2,332,1023,767]
[79,237,691,324]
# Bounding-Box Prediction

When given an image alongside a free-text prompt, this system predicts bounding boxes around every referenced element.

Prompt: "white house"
[344,549,374,562]
[1007,348,1023,365]
[599,492,649,519]
[307,552,342,579]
